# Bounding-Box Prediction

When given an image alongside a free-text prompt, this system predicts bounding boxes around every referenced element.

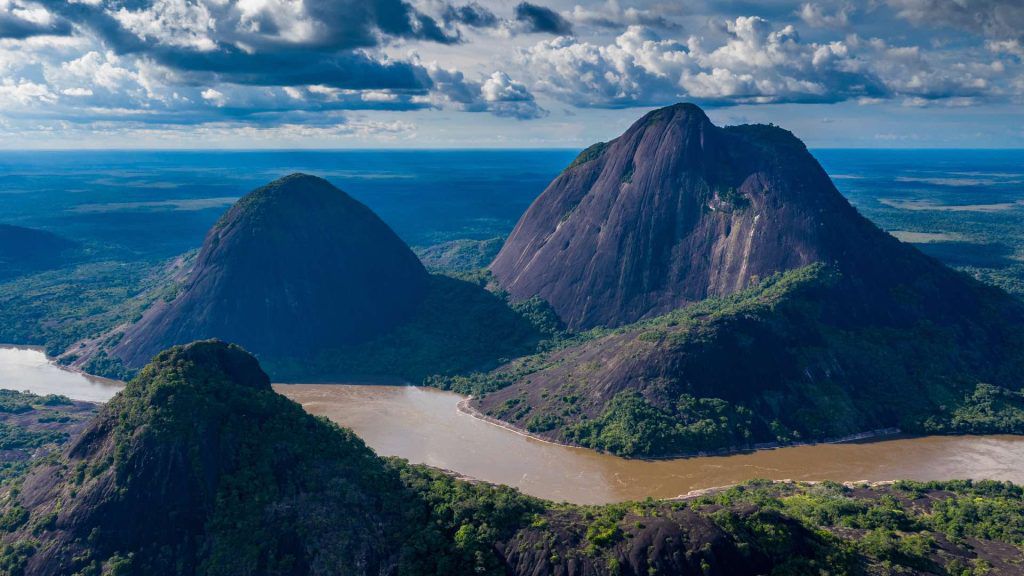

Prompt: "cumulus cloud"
[31,0,464,94]
[0,76,55,105]
[200,87,226,106]
[427,64,546,119]
[479,71,547,118]
[0,0,555,128]
[516,18,1010,107]
[514,2,573,35]
[568,1,680,30]
[442,2,499,28]
[53,51,137,92]
[0,0,1020,142]
[798,2,851,28]
[112,0,217,52]
[989,39,1024,58]
[0,0,72,39]
[886,0,1024,40]
[517,22,859,106]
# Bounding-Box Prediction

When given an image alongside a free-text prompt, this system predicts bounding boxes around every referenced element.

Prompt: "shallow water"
[2,347,1022,505]
[0,346,123,403]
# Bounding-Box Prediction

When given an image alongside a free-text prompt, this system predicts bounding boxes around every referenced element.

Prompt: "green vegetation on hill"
[0,343,1022,575]
[0,342,419,575]
[925,383,1024,434]
[565,141,608,170]
[688,479,1024,575]
[0,258,187,358]
[390,462,545,575]
[263,271,563,383]
[469,264,1024,457]
[565,391,756,457]
[414,238,504,273]
[0,390,85,480]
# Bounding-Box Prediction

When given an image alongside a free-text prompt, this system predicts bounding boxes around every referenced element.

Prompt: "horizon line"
[1,146,1023,153]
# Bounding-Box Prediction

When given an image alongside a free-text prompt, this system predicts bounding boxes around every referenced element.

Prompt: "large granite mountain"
[6,341,1018,575]
[493,103,939,330]
[112,174,430,368]
[474,104,1024,457]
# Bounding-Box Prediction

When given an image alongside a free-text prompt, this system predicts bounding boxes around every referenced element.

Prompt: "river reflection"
[2,347,1022,506]
[276,384,1024,504]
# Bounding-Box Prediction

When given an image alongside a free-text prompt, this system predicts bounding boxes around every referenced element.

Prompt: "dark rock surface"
[481,104,1024,457]
[113,173,429,367]
[492,103,941,330]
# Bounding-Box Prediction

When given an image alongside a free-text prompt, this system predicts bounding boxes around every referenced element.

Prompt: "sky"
[0,0,1021,149]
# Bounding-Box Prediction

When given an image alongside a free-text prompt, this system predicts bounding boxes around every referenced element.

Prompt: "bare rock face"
[491,103,898,330]
[113,173,429,367]
[481,104,1024,457]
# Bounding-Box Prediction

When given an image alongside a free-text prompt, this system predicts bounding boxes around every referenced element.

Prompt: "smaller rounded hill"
[113,173,430,368]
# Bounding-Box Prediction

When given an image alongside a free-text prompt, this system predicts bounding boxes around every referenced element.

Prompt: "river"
[3,345,1024,505]
[0,346,124,403]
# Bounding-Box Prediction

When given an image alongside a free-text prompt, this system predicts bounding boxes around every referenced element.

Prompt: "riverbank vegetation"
[1,342,1022,575]
[466,264,1024,457]
[0,257,188,359]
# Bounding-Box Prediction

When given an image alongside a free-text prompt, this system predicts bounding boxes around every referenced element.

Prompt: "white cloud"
[989,39,1024,58]
[0,77,56,105]
[56,51,136,91]
[516,28,685,106]
[516,17,1017,107]
[111,0,218,52]
[426,63,547,119]
[886,0,1024,40]
[798,2,851,28]
[361,90,398,102]
[201,87,227,106]
[568,1,680,30]
[234,0,319,43]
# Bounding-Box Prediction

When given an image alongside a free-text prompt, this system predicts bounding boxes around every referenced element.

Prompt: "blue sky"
[0,0,1021,148]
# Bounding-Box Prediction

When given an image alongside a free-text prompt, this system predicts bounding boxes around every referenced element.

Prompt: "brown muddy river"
[3,346,1023,505]
[277,384,1024,504]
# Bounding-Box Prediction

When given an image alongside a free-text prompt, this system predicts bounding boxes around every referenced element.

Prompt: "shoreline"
[670,479,900,501]
[0,343,124,390]
[456,395,902,460]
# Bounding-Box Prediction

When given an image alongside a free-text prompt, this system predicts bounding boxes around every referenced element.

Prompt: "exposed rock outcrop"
[113,173,429,368]
[480,104,1024,457]
[492,103,951,330]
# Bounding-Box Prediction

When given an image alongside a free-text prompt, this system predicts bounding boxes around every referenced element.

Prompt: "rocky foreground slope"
[2,341,1023,575]
[472,103,1024,457]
